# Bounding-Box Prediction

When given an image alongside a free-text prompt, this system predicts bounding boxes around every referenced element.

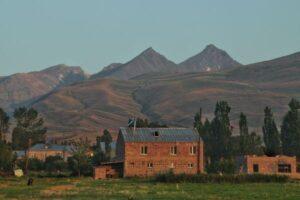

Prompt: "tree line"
[0,106,113,177]
[194,99,300,173]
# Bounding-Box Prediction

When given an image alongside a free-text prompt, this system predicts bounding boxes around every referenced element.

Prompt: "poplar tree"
[239,112,249,155]
[0,108,9,141]
[100,129,113,160]
[281,98,300,156]
[262,107,281,156]
[209,101,233,162]
[194,108,204,134]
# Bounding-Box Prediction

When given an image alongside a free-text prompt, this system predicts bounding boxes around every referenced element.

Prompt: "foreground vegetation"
[0,177,300,200]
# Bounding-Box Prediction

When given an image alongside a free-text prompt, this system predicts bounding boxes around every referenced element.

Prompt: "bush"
[45,156,67,173]
[0,141,14,173]
[154,171,289,183]
[206,159,236,174]
[16,158,44,171]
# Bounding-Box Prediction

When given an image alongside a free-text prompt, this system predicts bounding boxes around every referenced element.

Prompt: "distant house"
[94,127,204,179]
[27,143,72,161]
[13,150,26,160]
[236,155,300,179]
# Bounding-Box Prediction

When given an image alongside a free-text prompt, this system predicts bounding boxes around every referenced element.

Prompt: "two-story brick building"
[94,127,204,179]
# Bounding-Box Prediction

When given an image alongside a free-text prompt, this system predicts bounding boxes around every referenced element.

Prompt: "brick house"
[94,127,204,179]
[27,143,72,161]
[236,155,300,179]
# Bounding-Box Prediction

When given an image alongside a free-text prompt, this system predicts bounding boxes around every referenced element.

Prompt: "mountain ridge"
[0,64,88,112]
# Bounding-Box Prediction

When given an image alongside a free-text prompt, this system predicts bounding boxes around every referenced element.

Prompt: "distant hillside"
[93,48,178,80]
[31,51,300,139]
[33,78,147,136]
[0,64,88,112]
[180,44,242,72]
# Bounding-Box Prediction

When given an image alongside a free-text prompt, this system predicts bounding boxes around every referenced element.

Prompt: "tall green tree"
[209,101,233,162]
[281,98,300,156]
[100,129,113,160]
[12,107,47,150]
[248,131,264,155]
[239,112,250,155]
[68,138,92,177]
[0,140,14,173]
[194,108,204,134]
[262,106,281,156]
[0,108,9,141]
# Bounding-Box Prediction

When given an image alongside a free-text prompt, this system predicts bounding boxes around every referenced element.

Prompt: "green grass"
[0,177,300,200]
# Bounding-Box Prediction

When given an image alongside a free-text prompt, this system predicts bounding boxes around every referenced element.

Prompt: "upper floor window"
[170,146,177,155]
[190,146,197,155]
[278,164,291,173]
[141,146,148,155]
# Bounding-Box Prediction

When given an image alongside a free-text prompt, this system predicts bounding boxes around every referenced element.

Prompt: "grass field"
[0,177,300,200]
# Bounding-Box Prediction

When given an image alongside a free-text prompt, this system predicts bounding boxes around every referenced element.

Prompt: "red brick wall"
[94,166,119,179]
[123,141,204,177]
[246,155,298,177]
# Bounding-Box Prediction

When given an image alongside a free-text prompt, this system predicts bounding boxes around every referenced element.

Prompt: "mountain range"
[1,44,299,140]
[91,44,241,80]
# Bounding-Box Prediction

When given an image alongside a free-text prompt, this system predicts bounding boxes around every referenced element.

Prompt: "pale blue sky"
[0,0,300,76]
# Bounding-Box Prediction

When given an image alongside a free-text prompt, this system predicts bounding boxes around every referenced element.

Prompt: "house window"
[141,146,148,155]
[147,163,153,168]
[190,146,197,155]
[188,163,194,168]
[253,164,259,173]
[278,164,291,173]
[170,146,177,155]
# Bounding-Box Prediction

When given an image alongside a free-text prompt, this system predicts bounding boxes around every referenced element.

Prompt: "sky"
[0,0,300,76]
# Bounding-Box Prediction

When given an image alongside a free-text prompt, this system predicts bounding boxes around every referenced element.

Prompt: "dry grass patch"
[41,184,76,197]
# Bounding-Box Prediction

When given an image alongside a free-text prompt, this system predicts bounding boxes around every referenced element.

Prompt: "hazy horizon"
[1,0,300,76]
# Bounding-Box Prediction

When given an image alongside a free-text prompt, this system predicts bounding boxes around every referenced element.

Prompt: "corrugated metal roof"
[120,127,201,142]
[29,143,72,152]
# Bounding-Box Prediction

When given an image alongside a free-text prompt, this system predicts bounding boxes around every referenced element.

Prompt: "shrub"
[45,156,67,173]
[154,171,289,183]
[206,159,236,174]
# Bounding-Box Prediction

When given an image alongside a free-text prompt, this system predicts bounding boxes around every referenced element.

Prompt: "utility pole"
[25,138,32,175]
[133,117,136,133]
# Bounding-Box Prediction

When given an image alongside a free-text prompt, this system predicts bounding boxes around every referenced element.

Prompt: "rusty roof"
[119,127,201,142]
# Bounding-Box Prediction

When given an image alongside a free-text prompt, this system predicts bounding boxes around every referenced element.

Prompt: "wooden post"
[25,138,32,175]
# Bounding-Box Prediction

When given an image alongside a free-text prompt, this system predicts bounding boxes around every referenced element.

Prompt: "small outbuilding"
[236,155,300,179]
